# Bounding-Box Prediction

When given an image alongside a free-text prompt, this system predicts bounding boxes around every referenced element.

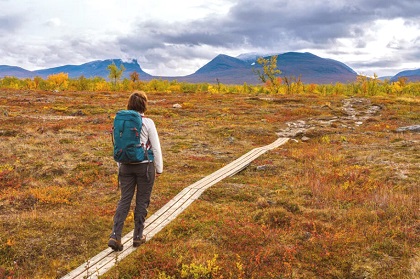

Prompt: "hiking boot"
[108,237,123,251]
[133,235,146,247]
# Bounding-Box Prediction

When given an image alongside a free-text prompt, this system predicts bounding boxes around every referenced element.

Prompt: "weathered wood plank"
[61,138,288,279]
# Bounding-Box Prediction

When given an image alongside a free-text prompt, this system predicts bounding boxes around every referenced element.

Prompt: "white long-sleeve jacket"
[140,115,163,174]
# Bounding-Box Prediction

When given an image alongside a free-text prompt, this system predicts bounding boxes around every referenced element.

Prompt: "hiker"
[108,91,163,251]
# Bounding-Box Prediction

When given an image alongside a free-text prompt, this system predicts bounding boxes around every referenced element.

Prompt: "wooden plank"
[188,149,262,189]
[60,138,288,279]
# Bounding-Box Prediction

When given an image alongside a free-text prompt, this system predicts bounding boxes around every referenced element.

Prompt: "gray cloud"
[353,59,403,69]
[120,0,420,55]
[369,0,420,18]
[117,0,374,68]
[348,43,420,76]
[1,0,419,76]
[401,46,420,61]
[112,0,420,76]
[0,14,24,34]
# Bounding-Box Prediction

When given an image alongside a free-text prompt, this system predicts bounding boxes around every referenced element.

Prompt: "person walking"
[108,91,163,251]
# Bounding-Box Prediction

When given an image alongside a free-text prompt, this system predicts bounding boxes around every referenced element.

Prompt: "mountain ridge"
[31,59,152,79]
[151,52,359,84]
[0,52,418,84]
[390,68,420,82]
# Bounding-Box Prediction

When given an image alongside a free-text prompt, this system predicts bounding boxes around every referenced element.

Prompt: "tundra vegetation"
[0,73,419,278]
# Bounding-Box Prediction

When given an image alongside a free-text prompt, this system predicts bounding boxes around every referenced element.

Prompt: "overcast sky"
[0,0,419,77]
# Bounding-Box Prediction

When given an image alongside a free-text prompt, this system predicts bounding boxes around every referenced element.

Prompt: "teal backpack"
[112,110,154,163]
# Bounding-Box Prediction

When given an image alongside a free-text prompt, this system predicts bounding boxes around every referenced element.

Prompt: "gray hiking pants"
[110,163,155,240]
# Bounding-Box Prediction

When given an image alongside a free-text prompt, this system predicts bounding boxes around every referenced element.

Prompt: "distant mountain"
[177,52,358,84]
[0,52,359,84]
[35,59,152,79]
[175,54,260,84]
[0,65,33,79]
[378,76,393,81]
[0,59,151,80]
[391,69,420,82]
[269,52,357,84]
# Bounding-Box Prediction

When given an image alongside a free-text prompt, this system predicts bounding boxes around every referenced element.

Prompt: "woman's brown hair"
[127,91,148,113]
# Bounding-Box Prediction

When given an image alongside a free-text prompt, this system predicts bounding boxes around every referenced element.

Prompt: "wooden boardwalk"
[61,137,289,279]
